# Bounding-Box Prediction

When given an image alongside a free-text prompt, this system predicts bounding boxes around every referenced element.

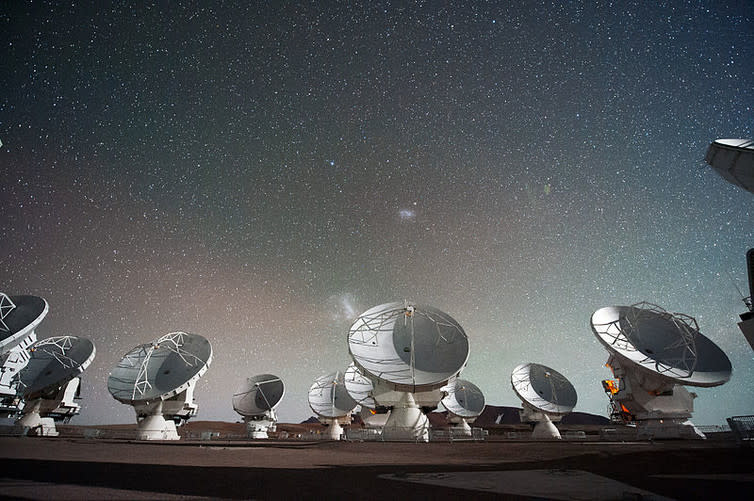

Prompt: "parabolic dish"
[16,336,95,399]
[511,363,577,415]
[344,362,376,409]
[705,138,754,195]
[441,378,485,419]
[0,294,48,352]
[107,332,212,404]
[308,371,357,419]
[590,303,732,387]
[347,302,469,390]
[232,374,285,417]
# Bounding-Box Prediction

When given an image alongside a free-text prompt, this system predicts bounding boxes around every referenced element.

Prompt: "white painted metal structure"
[738,249,754,351]
[307,371,357,440]
[0,293,48,417]
[232,374,284,438]
[705,138,754,195]
[441,378,485,436]
[15,335,95,436]
[348,302,469,442]
[108,332,212,440]
[511,363,577,439]
[591,303,732,439]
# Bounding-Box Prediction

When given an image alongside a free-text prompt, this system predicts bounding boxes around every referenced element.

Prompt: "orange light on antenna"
[369,408,376,415]
[601,379,619,395]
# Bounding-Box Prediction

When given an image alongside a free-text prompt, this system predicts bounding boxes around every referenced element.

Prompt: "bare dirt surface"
[1,435,752,500]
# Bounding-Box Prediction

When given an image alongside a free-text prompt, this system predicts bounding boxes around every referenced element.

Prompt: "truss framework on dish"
[511,363,576,439]
[15,335,95,436]
[591,302,732,439]
[108,331,212,440]
[348,301,470,442]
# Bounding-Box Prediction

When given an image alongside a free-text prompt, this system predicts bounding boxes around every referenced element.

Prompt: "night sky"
[2,2,753,426]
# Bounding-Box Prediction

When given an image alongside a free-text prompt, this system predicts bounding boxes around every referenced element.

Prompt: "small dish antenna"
[704,138,754,195]
[441,378,485,436]
[108,331,212,440]
[0,293,49,417]
[511,363,576,439]
[14,336,95,436]
[232,374,284,439]
[307,371,357,440]
[591,303,732,439]
[348,301,470,441]
[737,248,754,351]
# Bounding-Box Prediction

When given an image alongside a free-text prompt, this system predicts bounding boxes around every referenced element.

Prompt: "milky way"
[2,2,753,425]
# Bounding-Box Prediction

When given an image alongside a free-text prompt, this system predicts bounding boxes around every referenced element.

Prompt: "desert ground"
[1,423,752,500]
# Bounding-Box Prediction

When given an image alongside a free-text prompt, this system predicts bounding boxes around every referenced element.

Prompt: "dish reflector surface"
[344,362,376,409]
[705,138,754,194]
[591,303,732,386]
[232,374,284,416]
[348,302,469,389]
[308,371,357,419]
[442,379,485,419]
[0,294,48,351]
[511,363,577,415]
[108,332,212,403]
[17,336,95,399]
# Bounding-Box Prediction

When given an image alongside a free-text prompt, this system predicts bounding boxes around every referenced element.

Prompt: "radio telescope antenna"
[441,378,485,437]
[108,332,212,440]
[737,249,754,351]
[348,301,469,442]
[307,371,357,440]
[591,303,731,439]
[0,293,48,417]
[511,363,577,439]
[15,336,95,436]
[232,374,285,439]
[704,138,754,194]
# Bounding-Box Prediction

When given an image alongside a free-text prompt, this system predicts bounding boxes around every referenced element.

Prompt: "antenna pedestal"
[380,393,429,442]
[244,412,276,439]
[606,356,704,439]
[738,315,754,351]
[135,401,179,440]
[0,335,37,416]
[15,400,59,436]
[450,418,473,437]
[520,402,562,439]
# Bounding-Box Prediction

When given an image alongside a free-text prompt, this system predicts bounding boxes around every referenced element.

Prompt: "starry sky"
[2,2,753,426]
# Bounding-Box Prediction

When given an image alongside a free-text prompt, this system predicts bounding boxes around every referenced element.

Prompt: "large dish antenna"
[348,302,469,442]
[0,293,48,417]
[738,248,754,351]
[441,378,485,437]
[344,362,376,410]
[108,332,212,440]
[705,138,754,195]
[348,302,469,391]
[511,363,577,439]
[232,374,284,439]
[591,303,732,439]
[15,336,95,436]
[307,371,357,440]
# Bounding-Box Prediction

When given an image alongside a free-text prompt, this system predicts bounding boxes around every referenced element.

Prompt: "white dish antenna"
[15,336,95,436]
[307,371,357,440]
[441,378,485,437]
[348,302,470,442]
[232,374,284,439]
[348,302,469,391]
[344,362,376,410]
[0,293,48,417]
[591,303,732,439]
[511,363,576,439]
[705,138,754,194]
[108,332,212,440]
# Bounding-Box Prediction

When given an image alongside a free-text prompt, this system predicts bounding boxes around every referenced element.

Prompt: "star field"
[2,1,753,426]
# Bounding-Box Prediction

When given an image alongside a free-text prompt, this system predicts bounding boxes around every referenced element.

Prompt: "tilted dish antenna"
[307,371,357,440]
[737,249,754,351]
[511,363,577,439]
[441,378,485,437]
[348,301,470,442]
[108,331,212,440]
[704,138,754,195]
[591,302,732,439]
[345,362,390,430]
[232,374,285,439]
[0,293,49,417]
[15,336,95,436]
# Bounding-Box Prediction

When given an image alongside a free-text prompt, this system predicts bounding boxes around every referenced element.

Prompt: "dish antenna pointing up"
[232,374,284,439]
[108,332,212,440]
[511,363,577,439]
[307,371,357,440]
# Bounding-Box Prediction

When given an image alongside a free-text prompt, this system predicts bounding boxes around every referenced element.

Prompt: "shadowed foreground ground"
[1,437,752,500]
